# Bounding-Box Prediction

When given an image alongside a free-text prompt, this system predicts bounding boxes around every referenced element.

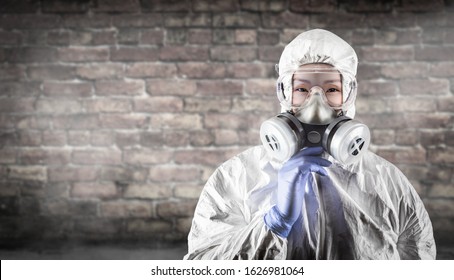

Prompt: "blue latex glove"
[264,146,331,238]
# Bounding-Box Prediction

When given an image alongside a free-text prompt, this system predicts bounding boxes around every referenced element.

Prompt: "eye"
[326,88,340,93]
[294,87,309,93]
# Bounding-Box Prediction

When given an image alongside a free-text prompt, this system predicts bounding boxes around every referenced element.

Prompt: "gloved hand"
[264,146,331,238]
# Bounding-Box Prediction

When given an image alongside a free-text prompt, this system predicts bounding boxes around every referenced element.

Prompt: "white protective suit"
[184,29,436,260]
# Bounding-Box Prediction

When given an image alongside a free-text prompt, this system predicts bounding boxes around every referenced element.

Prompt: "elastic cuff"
[264,205,293,238]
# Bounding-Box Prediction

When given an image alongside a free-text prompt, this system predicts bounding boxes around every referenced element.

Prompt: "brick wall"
[0,0,453,245]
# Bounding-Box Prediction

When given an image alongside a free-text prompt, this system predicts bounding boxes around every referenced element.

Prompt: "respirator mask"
[260,67,370,165]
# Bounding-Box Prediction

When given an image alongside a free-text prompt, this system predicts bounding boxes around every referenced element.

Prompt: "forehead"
[293,65,341,84]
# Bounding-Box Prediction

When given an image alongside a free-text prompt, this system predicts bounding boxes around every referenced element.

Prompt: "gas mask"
[260,67,370,165]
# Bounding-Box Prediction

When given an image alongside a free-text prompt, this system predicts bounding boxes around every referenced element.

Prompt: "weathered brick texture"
[0,0,453,245]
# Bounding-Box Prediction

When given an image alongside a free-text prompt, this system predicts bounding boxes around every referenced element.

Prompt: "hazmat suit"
[184,29,436,260]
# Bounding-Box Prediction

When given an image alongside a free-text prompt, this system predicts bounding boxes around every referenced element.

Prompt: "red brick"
[245,79,276,95]
[240,0,286,12]
[0,149,16,164]
[428,147,454,164]
[95,80,144,96]
[235,29,257,44]
[212,29,235,44]
[214,129,239,145]
[94,0,140,12]
[112,14,163,28]
[405,113,451,129]
[376,146,426,164]
[355,113,406,129]
[226,63,275,78]
[115,132,141,148]
[27,65,76,81]
[166,29,188,45]
[6,47,57,63]
[17,130,42,146]
[174,148,240,166]
[399,79,449,96]
[110,47,159,61]
[100,167,148,182]
[423,199,454,217]
[173,183,203,199]
[8,166,47,182]
[160,46,209,61]
[134,96,183,112]
[85,99,131,113]
[146,79,197,96]
[72,149,122,165]
[427,182,454,198]
[36,100,82,114]
[42,0,90,13]
[396,129,419,146]
[150,113,203,130]
[0,65,25,81]
[177,62,225,78]
[100,201,153,218]
[189,130,214,146]
[68,131,90,146]
[232,98,275,113]
[76,63,124,80]
[258,30,280,45]
[0,82,40,97]
[63,14,111,28]
[416,46,454,61]
[124,184,172,199]
[389,98,437,112]
[140,29,164,45]
[0,98,34,113]
[360,46,414,62]
[210,46,256,62]
[259,46,284,62]
[397,0,444,12]
[126,219,172,234]
[125,63,177,78]
[381,63,430,79]
[437,97,454,112]
[358,81,398,97]
[187,29,212,44]
[124,149,173,165]
[364,13,416,28]
[345,0,393,13]
[19,149,71,165]
[47,30,70,45]
[421,130,445,147]
[117,28,140,45]
[370,129,395,146]
[430,62,454,77]
[0,14,61,29]
[164,13,212,27]
[91,131,115,147]
[0,31,22,45]
[176,217,193,233]
[99,114,148,129]
[157,200,197,218]
[196,80,243,96]
[263,12,310,29]
[16,116,52,130]
[193,0,240,12]
[58,47,109,62]
[43,82,93,98]
[48,166,98,182]
[71,182,117,199]
[42,130,67,147]
[54,115,99,130]
[141,0,190,11]
[290,0,336,12]
[204,113,252,129]
[141,131,189,148]
[149,165,202,182]
[183,97,231,113]
[0,0,39,13]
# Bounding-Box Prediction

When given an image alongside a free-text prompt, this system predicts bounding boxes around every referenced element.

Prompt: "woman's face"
[292,64,343,108]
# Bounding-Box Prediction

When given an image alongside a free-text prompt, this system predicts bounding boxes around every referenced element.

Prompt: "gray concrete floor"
[1,242,453,260]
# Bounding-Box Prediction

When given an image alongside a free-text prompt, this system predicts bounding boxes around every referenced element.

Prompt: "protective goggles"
[276,68,357,112]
